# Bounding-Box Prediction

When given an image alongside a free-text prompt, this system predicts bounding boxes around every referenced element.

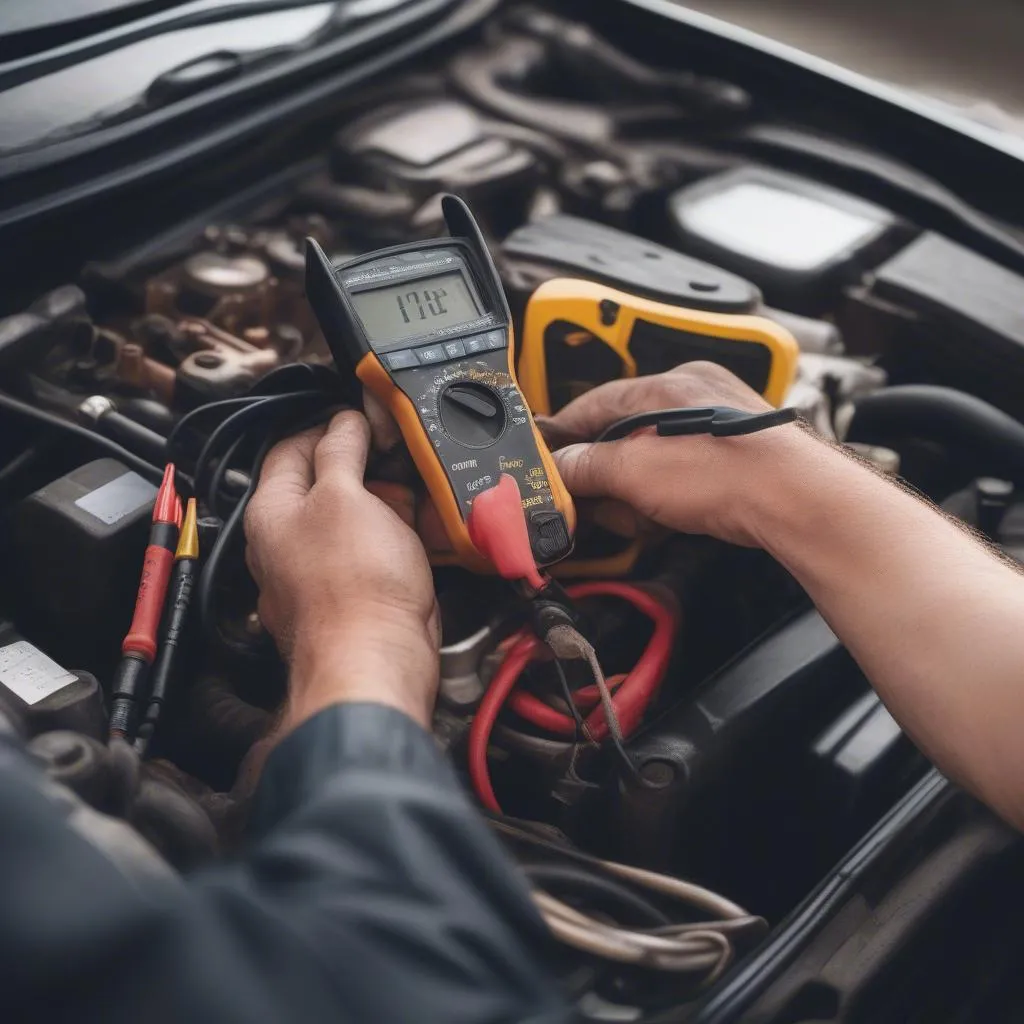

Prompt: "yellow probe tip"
[175,498,199,560]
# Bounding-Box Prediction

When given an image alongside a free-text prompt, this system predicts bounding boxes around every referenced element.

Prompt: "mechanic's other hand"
[245,411,440,731]
[543,362,818,547]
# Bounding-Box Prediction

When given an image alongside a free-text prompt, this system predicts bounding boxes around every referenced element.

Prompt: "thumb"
[553,442,629,500]
[313,410,371,488]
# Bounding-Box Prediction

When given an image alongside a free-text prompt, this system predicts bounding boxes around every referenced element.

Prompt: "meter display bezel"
[325,240,508,364]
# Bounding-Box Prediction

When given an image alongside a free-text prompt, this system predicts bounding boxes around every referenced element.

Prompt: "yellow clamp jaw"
[519,278,800,415]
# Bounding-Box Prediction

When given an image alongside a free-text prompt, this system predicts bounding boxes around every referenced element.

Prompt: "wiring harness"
[466,402,800,812]
[468,581,677,813]
[493,817,767,990]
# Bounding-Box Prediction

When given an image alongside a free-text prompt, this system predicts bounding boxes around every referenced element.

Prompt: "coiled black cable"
[0,389,167,484]
[168,364,355,661]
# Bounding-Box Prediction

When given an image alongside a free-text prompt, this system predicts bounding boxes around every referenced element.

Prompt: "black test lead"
[134,497,199,756]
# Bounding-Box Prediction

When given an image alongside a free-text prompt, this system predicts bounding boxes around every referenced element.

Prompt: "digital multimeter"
[305,194,575,573]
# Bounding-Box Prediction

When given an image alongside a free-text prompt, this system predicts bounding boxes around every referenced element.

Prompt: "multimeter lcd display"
[352,272,480,344]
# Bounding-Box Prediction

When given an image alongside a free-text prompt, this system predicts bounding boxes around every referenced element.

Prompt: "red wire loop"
[468,582,677,813]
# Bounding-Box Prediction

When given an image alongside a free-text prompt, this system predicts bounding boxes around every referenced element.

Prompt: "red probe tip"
[153,463,178,524]
[467,474,545,590]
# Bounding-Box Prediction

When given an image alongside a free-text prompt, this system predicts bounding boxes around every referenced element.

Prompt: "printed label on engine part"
[74,471,157,525]
[0,642,76,706]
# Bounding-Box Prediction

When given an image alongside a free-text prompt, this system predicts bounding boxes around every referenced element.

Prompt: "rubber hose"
[847,386,1024,482]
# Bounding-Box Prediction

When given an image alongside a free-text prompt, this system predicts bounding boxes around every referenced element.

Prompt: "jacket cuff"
[250,702,456,835]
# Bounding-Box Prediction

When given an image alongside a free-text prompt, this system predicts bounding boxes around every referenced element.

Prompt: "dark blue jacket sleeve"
[0,703,569,1024]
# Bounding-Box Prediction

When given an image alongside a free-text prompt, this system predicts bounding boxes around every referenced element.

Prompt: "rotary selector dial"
[438,381,507,447]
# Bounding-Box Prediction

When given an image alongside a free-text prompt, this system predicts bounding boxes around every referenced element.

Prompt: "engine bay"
[4,4,1024,1017]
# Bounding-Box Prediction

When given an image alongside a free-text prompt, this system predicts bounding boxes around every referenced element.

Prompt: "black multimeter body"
[305,195,575,572]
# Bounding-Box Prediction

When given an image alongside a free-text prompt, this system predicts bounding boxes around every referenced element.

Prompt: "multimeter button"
[484,330,506,350]
[464,336,488,355]
[415,345,446,365]
[384,349,418,370]
[443,340,467,359]
[530,510,571,562]
[599,299,620,326]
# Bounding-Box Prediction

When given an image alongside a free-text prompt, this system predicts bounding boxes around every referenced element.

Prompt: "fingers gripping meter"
[305,195,575,572]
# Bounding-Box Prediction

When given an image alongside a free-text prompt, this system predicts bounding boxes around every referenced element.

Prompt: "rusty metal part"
[242,326,273,348]
[135,217,331,353]
[182,251,270,295]
[144,251,285,340]
[200,216,334,279]
[242,323,304,360]
[201,224,250,252]
[205,281,278,337]
[175,318,280,400]
[131,314,190,361]
[116,342,177,404]
[144,278,179,318]
[261,233,306,275]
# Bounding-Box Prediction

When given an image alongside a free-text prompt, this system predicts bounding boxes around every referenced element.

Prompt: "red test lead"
[108,463,180,740]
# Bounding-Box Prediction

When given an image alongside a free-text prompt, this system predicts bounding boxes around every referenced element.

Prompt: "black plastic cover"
[846,233,1024,418]
[617,610,869,918]
[502,214,760,313]
[4,458,156,673]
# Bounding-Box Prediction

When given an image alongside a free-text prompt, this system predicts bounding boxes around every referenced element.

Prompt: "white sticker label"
[74,471,156,525]
[0,642,76,706]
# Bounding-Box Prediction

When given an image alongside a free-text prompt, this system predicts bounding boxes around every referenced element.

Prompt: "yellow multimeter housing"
[519,278,800,415]
[305,195,575,574]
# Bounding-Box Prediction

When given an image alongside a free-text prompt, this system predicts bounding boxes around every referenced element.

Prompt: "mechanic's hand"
[542,362,820,547]
[245,410,440,731]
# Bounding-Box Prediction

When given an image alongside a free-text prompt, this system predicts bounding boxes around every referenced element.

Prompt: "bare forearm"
[283,620,439,735]
[747,429,1024,826]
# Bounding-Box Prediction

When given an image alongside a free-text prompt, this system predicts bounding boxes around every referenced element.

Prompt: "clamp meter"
[519,278,800,416]
[305,194,575,573]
